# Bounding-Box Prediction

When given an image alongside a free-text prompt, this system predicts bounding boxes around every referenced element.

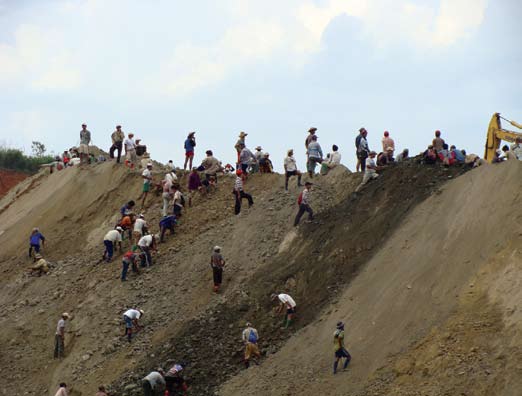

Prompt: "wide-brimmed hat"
[255,146,262,150]
[62,313,70,318]
[308,127,317,133]
[188,131,196,136]
[213,246,221,252]
[239,131,248,137]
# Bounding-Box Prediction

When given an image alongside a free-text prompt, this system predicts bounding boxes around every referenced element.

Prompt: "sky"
[0,0,520,171]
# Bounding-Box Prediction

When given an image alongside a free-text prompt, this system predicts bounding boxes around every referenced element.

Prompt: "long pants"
[307,157,322,174]
[285,173,302,190]
[212,266,223,286]
[140,246,152,267]
[28,243,40,258]
[162,192,171,217]
[235,191,253,215]
[358,154,368,172]
[294,204,313,226]
[160,225,175,242]
[103,240,114,261]
[142,380,156,396]
[109,141,123,162]
[54,334,64,358]
[121,259,138,280]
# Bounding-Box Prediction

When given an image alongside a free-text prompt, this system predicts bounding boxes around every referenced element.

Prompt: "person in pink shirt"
[381,131,395,155]
[54,383,68,396]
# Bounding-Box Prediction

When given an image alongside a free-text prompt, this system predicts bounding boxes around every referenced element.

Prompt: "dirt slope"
[0,168,29,198]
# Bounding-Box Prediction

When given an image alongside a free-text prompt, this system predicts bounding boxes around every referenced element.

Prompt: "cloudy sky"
[0,0,520,170]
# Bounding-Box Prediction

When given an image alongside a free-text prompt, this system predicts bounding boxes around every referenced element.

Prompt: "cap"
[139,309,145,315]
[255,146,262,150]
[147,163,153,167]
[116,226,123,232]
[213,246,221,252]
[62,312,70,318]
[32,227,39,232]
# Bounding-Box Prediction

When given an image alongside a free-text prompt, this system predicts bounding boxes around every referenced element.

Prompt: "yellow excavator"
[485,113,522,162]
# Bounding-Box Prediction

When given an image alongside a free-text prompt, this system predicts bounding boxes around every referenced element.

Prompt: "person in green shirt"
[333,321,351,374]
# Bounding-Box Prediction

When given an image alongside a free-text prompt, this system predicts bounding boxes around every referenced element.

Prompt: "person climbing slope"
[28,227,45,258]
[121,250,140,281]
[54,313,70,359]
[233,169,253,215]
[333,321,351,374]
[210,246,226,293]
[102,226,123,262]
[159,214,177,243]
[271,293,297,329]
[294,182,313,226]
[242,322,261,368]
[138,234,157,267]
[123,308,144,342]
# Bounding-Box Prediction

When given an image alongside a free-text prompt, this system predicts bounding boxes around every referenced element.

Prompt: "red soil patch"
[0,169,29,198]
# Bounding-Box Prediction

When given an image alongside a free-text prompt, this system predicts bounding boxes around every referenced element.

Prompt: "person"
[271,293,297,329]
[376,147,394,166]
[355,128,363,172]
[511,137,522,160]
[167,159,176,172]
[355,151,379,192]
[164,364,188,395]
[79,123,91,165]
[284,149,303,191]
[142,369,166,396]
[188,167,203,207]
[95,385,108,396]
[333,321,351,374]
[210,246,225,293]
[183,131,196,171]
[233,169,254,215]
[28,253,49,276]
[381,131,395,154]
[254,146,264,161]
[28,227,45,258]
[102,227,123,262]
[123,308,144,342]
[294,182,313,226]
[432,130,445,153]
[138,163,153,209]
[423,145,437,164]
[119,213,135,242]
[242,322,261,368]
[133,214,148,245]
[259,152,273,173]
[124,133,137,168]
[306,135,323,177]
[438,143,451,165]
[492,150,504,163]
[54,383,68,396]
[110,125,125,163]
[502,144,517,160]
[161,173,174,217]
[121,250,140,281]
[396,148,409,162]
[239,143,257,175]
[450,145,465,163]
[356,128,369,172]
[120,200,136,218]
[54,313,70,358]
[62,150,71,167]
[320,145,341,175]
[200,150,221,184]
[171,185,184,218]
[305,127,317,149]
[235,131,248,165]
[138,234,157,267]
[159,215,177,243]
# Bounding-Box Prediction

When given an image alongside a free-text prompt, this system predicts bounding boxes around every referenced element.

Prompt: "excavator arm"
[484,113,522,162]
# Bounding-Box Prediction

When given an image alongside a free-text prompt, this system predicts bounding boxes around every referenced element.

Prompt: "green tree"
[31,141,46,157]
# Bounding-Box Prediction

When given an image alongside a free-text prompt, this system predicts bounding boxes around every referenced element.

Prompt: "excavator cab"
[484,113,522,162]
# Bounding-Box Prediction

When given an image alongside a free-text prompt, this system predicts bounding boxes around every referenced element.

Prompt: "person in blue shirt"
[159,215,177,243]
[183,132,196,171]
[120,200,136,218]
[450,145,466,163]
[29,228,45,258]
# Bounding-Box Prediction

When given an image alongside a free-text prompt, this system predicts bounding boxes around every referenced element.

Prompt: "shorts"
[123,315,133,328]
[78,144,89,154]
[335,347,351,359]
[185,151,194,158]
[142,182,150,193]
[286,307,296,314]
[286,170,298,177]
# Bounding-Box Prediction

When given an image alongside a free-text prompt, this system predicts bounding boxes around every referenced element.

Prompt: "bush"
[0,147,55,173]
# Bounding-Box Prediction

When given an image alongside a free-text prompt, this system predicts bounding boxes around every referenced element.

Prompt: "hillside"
[1,158,521,396]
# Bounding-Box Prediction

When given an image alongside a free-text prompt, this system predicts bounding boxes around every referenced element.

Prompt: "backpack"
[248,330,258,343]
[297,192,303,206]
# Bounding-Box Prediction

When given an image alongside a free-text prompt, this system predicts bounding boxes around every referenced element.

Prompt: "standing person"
[239,143,257,175]
[259,152,273,173]
[138,163,153,209]
[110,125,125,163]
[54,383,68,396]
[210,246,226,293]
[200,150,221,184]
[183,131,196,171]
[321,144,341,175]
[123,308,144,342]
[79,123,91,165]
[138,234,157,267]
[95,386,108,396]
[355,129,363,172]
[306,135,323,177]
[164,364,188,395]
[294,182,313,226]
[102,227,123,262]
[159,215,177,243]
[305,127,317,149]
[271,293,297,329]
[333,321,351,374]
[28,227,45,258]
[172,185,184,218]
[235,131,248,166]
[142,369,165,396]
[355,151,379,192]
[356,128,370,172]
[381,131,395,155]
[432,130,445,153]
[233,169,254,215]
[54,313,70,359]
[161,173,174,217]
[133,214,148,245]
[188,167,203,207]
[284,149,302,191]
[121,250,140,281]
[242,322,261,368]
[124,133,137,168]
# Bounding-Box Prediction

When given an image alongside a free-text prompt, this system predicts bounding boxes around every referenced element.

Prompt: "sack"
[248,330,258,343]
[297,192,303,206]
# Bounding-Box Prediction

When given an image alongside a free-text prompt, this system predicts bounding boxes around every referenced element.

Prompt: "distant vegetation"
[0,141,55,173]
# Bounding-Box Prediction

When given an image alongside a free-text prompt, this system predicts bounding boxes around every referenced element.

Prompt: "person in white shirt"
[54,383,68,396]
[355,151,379,192]
[133,214,148,244]
[54,313,70,359]
[271,293,297,329]
[321,145,342,175]
[171,186,184,217]
[138,234,157,267]
[143,370,166,395]
[161,175,174,217]
[102,227,123,262]
[124,133,137,168]
[234,169,253,215]
[284,149,303,191]
[123,308,144,342]
[138,163,153,209]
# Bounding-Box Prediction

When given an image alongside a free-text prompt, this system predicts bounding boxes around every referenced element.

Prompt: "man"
[396,148,409,162]
[242,322,261,368]
[355,151,379,192]
[356,128,369,172]
[259,152,273,173]
[423,145,437,164]
[305,127,317,149]
[306,135,323,177]
[377,147,394,166]
[172,185,184,218]
[450,145,465,163]
[29,227,45,258]
[432,130,445,153]
[502,145,517,160]
[510,137,522,160]
[54,383,68,396]
[381,131,395,154]
[200,150,221,183]
[110,125,125,163]
[102,227,123,262]
[271,293,297,329]
[133,214,148,245]
[143,369,166,396]
[333,321,351,374]
[183,131,196,171]
[124,133,137,168]
[96,386,108,396]
[79,123,91,165]
[284,149,302,191]
[235,131,248,165]
[28,253,49,276]
[138,234,157,267]
[188,167,203,207]
[321,145,341,175]
[159,215,177,243]
[254,146,264,161]
[120,200,136,218]
[161,173,174,217]
[210,246,226,293]
[234,169,254,215]
[119,213,134,242]
[54,313,70,358]
[139,163,153,209]
[294,182,313,226]
[164,364,188,395]
[121,250,140,281]
[167,159,175,172]
[123,308,144,342]
[239,143,257,174]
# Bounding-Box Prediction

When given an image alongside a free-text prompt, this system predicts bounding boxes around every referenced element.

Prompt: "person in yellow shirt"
[333,321,351,374]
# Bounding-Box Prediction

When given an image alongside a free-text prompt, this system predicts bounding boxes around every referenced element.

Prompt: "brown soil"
[0,168,29,198]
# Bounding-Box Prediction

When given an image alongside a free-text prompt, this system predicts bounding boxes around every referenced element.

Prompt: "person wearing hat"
[28,253,50,276]
[356,128,370,172]
[124,133,137,168]
[271,293,297,329]
[102,227,123,262]
[165,363,188,394]
[54,313,70,359]
[28,227,45,258]
[305,127,317,149]
[235,131,248,166]
[259,152,273,173]
[284,149,303,191]
[142,368,165,396]
[183,131,197,171]
[355,151,379,192]
[138,234,157,267]
[376,147,395,167]
[210,245,226,293]
[333,321,351,374]
[306,135,323,177]
[381,131,395,155]
[79,123,91,165]
[294,181,314,226]
[123,308,144,342]
[171,184,185,218]
[110,125,125,163]
[242,322,261,368]
[138,162,154,209]
[233,169,254,215]
[251,146,263,173]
